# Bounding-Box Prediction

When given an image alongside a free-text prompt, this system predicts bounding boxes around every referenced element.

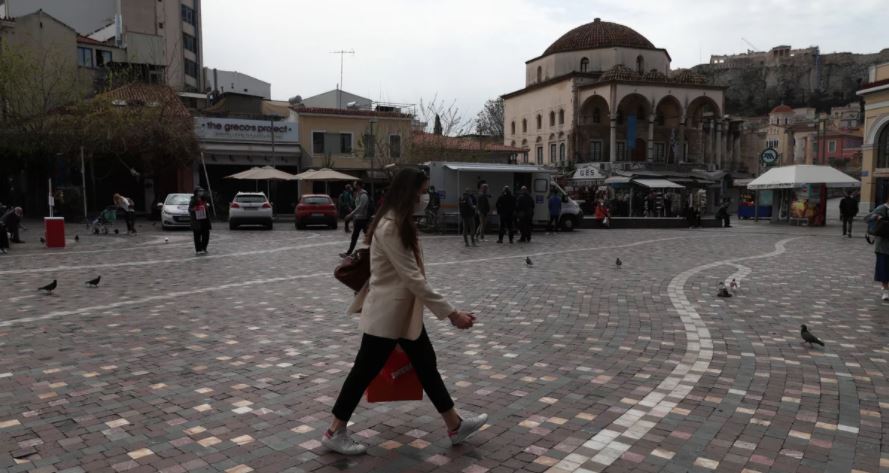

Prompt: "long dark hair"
[365,168,427,250]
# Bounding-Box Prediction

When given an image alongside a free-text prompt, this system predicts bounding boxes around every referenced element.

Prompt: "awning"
[633,178,684,189]
[604,176,631,185]
[440,162,552,173]
[747,165,860,190]
[732,178,754,187]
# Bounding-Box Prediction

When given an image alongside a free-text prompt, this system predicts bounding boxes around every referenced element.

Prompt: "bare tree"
[475,97,504,137]
[417,94,469,136]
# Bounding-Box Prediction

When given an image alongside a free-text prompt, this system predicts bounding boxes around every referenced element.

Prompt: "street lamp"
[367,118,377,198]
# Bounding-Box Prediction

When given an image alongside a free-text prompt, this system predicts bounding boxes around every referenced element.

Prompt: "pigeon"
[74,234,79,242]
[85,276,101,287]
[729,278,738,290]
[615,257,622,267]
[526,257,533,266]
[38,279,57,293]
[164,237,169,243]
[800,324,825,347]
[717,281,732,298]
[39,236,46,244]
[113,229,119,235]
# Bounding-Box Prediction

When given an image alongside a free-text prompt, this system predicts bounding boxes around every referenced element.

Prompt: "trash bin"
[44,217,65,248]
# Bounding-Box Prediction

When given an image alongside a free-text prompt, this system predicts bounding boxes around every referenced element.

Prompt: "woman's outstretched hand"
[448,310,476,329]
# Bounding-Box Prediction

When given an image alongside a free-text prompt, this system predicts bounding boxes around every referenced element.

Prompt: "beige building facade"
[858,63,889,211]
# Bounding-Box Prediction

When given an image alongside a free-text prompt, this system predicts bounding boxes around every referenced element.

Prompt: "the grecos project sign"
[194,117,298,143]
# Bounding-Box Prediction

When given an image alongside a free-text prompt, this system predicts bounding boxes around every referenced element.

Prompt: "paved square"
[1,221,886,472]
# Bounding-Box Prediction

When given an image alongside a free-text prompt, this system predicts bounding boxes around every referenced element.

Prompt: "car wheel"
[560,216,576,232]
[265,222,273,230]
[329,220,338,230]
[229,222,237,230]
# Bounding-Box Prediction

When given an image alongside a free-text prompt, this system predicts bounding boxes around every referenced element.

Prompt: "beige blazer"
[347,213,455,340]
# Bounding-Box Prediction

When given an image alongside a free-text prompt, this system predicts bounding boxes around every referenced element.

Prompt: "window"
[181,4,196,25]
[590,140,603,161]
[77,47,93,68]
[549,111,555,127]
[537,66,542,83]
[341,133,353,154]
[593,108,601,124]
[558,109,564,125]
[522,119,527,133]
[550,143,557,163]
[636,55,644,74]
[511,121,515,135]
[655,142,666,162]
[536,146,543,164]
[616,141,626,160]
[313,132,353,155]
[878,125,889,168]
[184,58,198,78]
[183,33,197,53]
[313,132,326,154]
[828,140,836,153]
[389,134,401,158]
[536,115,542,130]
[96,49,112,67]
[559,143,566,162]
[580,57,589,72]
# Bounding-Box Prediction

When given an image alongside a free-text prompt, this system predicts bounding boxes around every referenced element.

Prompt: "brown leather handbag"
[334,248,370,292]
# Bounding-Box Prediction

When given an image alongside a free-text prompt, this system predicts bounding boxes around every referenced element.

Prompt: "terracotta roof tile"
[543,18,655,56]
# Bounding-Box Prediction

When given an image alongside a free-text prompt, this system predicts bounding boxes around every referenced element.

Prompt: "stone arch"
[878,122,889,169]
[617,93,653,161]
[578,95,611,161]
[580,57,589,72]
[866,113,889,145]
[686,96,721,127]
[655,95,683,127]
[579,95,610,125]
[616,93,652,123]
[636,55,645,74]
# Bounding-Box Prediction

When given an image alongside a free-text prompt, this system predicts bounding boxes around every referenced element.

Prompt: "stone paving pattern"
[0,220,887,472]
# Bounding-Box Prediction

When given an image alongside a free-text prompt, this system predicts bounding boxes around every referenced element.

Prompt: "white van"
[421,162,583,230]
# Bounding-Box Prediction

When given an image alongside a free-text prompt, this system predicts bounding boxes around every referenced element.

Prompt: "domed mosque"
[503,19,734,173]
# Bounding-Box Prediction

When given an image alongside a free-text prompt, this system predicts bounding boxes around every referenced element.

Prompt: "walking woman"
[867,193,889,301]
[188,187,211,255]
[323,168,487,455]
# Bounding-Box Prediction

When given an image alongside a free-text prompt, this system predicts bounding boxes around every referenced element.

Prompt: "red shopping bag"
[365,345,423,403]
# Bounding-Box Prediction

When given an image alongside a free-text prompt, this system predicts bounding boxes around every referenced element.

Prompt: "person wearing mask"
[188,188,211,255]
[547,189,562,233]
[495,186,516,244]
[113,193,137,235]
[1,206,24,244]
[459,188,477,247]
[341,181,370,257]
[475,184,491,241]
[322,168,487,455]
[339,185,355,233]
[516,186,535,242]
[840,191,858,238]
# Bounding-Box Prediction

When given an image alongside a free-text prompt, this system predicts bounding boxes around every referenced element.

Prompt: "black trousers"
[0,223,8,249]
[842,216,853,235]
[498,213,514,242]
[192,226,210,252]
[125,211,136,233]
[519,215,532,241]
[332,328,454,422]
[548,214,559,232]
[347,218,368,254]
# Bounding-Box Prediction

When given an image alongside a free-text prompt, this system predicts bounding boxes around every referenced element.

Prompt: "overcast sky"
[202,0,886,126]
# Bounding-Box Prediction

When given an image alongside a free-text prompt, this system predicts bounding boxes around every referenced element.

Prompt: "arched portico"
[686,96,722,165]
[615,93,652,162]
[577,95,611,162]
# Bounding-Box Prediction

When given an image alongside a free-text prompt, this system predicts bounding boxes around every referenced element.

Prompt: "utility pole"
[330,49,355,109]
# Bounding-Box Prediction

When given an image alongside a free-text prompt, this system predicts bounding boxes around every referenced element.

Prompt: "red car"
[295,194,338,229]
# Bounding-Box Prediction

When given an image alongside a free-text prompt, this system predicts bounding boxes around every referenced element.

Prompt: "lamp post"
[367,118,377,198]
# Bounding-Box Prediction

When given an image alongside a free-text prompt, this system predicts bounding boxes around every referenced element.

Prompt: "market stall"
[746,165,859,225]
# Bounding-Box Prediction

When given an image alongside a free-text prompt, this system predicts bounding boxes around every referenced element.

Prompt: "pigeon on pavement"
[800,324,825,347]
[717,281,732,298]
[526,257,533,266]
[38,280,57,293]
[730,278,739,290]
[85,276,101,287]
[615,258,622,267]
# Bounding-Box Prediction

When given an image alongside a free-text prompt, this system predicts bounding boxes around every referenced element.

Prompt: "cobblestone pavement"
[1,220,887,473]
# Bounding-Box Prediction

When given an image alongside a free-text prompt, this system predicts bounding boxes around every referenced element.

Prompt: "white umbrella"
[747,165,860,190]
[225,166,298,181]
[293,168,359,181]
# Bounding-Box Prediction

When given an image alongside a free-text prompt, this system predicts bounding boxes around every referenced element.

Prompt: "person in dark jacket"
[495,186,516,244]
[459,188,477,247]
[1,206,24,243]
[867,194,889,301]
[547,189,562,233]
[188,187,212,255]
[475,184,491,241]
[717,198,731,228]
[840,191,858,238]
[516,186,535,243]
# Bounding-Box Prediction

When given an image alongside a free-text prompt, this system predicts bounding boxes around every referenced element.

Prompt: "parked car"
[158,193,193,230]
[229,192,273,230]
[295,194,337,229]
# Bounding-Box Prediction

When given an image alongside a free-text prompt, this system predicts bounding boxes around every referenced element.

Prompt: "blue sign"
[535,195,544,204]
[861,170,869,177]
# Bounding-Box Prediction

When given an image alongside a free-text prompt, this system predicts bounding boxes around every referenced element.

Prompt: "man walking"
[1,207,24,243]
[339,185,354,233]
[476,184,491,241]
[459,188,477,247]
[426,186,441,232]
[840,191,858,238]
[717,198,731,228]
[496,186,516,244]
[547,189,562,233]
[341,181,370,257]
[516,186,535,243]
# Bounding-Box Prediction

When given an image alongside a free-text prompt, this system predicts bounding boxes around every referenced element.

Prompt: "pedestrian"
[425,186,441,232]
[717,198,731,228]
[188,187,211,255]
[341,181,370,257]
[1,206,24,243]
[840,191,858,238]
[459,188,477,247]
[594,198,610,228]
[475,184,490,241]
[866,195,889,301]
[0,210,9,254]
[664,193,673,218]
[495,186,516,244]
[113,193,136,234]
[339,185,355,233]
[547,189,562,233]
[516,186,535,242]
[323,168,487,455]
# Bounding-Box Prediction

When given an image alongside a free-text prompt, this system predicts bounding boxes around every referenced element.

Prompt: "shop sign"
[760,147,778,165]
[194,117,299,143]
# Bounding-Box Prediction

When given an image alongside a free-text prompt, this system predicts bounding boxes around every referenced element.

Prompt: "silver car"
[159,193,193,230]
[229,192,273,230]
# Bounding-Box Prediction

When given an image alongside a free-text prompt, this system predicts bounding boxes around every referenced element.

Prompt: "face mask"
[417,193,430,213]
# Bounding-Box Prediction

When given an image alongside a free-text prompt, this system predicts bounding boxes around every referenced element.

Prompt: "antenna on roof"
[330,49,355,109]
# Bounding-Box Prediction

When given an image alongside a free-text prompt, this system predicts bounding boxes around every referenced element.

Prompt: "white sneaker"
[882,291,888,302]
[321,429,367,455]
[449,413,488,446]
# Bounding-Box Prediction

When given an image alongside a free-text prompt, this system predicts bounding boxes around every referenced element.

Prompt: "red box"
[366,346,423,403]
[44,217,65,248]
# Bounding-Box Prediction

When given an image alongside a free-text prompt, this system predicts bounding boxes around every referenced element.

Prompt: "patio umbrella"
[294,168,360,194]
[225,166,298,181]
[747,165,859,190]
